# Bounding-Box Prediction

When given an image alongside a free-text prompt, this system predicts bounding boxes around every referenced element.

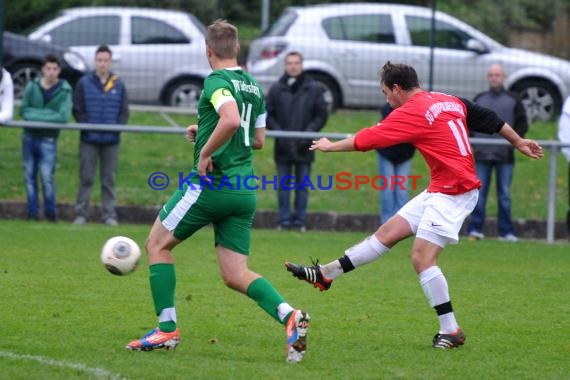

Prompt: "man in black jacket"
[467,63,528,242]
[266,52,328,231]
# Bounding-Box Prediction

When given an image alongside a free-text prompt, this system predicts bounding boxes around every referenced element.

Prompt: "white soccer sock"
[345,234,389,266]
[321,235,389,279]
[277,302,294,323]
[419,266,458,334]
[159,307,177,323]
[320,261,344,280]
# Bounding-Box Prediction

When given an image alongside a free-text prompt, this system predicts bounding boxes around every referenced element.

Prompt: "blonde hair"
[206,19,239,59]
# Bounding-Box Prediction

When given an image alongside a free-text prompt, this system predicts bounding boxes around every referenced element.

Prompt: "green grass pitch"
[0,220,568,379]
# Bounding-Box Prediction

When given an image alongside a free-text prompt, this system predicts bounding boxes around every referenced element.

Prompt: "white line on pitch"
[0,350,126,379]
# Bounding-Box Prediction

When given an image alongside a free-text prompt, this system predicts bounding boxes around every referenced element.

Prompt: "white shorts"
[397,189,479,247]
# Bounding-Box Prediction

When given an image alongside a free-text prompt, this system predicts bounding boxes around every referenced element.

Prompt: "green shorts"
[159,187,256,255]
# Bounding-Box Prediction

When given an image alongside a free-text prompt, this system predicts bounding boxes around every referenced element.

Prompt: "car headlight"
[63,51,87,72]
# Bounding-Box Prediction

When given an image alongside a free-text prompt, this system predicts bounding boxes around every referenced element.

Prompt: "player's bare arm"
[253,127,265,150]
[498,123,544,159]
[310,136,356,152]
[198,101,241,178]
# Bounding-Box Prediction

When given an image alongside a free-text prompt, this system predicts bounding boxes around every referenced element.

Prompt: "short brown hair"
[379,61,419,91]
[206,19,239,59]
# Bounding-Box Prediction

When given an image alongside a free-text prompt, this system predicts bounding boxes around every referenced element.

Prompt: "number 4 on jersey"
[240,102,252,147]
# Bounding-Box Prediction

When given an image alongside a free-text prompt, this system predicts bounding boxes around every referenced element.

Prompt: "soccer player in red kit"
[285,62,543,349]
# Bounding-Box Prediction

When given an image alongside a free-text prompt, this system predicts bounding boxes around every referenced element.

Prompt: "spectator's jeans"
[468,161,515,236]
[22,134,57,218]
[75,141,119,221]
[377,153,413,224]
[277,162,311,226]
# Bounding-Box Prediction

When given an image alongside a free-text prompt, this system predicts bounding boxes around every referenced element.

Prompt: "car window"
[322,14,395,43]
[406,15,472,50]
[263,9,297,36]
[132,17,190,44]
[187,14,207,36]
[48,16,120,47]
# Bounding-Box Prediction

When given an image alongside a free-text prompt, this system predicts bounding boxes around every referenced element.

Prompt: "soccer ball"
[101,236,141,275]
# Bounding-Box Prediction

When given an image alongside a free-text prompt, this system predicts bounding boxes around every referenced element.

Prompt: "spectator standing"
[376,103,415,224]
[558,96,570,236]
[467,64,528,242]
[72,45,129,226]
[266,52,328,232]
[0,67,14,123]
[20,54,72,221]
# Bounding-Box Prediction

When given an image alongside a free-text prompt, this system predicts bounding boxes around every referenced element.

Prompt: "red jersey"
[354,91,480,194]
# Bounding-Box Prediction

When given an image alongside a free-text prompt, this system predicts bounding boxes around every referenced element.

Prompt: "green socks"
[149,263,177,332]
[246,277,286,323]
[149,267,288,329]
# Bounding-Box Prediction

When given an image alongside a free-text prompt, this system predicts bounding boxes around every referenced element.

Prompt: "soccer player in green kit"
[126,19,310,363]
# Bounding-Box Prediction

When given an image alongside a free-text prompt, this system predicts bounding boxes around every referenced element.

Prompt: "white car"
[247,3,570,121]
[29,7,212,108]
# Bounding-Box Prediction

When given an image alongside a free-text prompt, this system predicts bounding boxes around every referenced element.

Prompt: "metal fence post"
[547,145,558,243]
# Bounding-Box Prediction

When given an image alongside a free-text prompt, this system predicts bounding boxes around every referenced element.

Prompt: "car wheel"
[511,79,561,122]
[164,79,203,109]
[307,72,341,113]
[10,63,41,99]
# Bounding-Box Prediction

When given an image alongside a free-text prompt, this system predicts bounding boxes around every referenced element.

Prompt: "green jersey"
[191,67,266,192]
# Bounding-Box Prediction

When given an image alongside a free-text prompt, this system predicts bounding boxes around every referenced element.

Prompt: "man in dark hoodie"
[72,45,129,226]
[467,63,528,242]
[266,52,328,231]
[20,54,72,222]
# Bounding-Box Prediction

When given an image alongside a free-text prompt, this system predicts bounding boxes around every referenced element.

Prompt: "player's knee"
[411,254,422,273]
[375,225,401,247]
[144,237,156,256]
[220,273,240,291]
[411,248,434,274]
[144,236,167,258]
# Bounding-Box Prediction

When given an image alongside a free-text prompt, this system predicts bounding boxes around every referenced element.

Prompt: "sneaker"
[73,216,86,225]
[104,218,119,226]
[126,327,180,351]
[467,231,484,241]
[292,220,307,233]
[285,260,333,291]
[498,233,518,242]
[432,328,466,349]
[285,310,310,363]
[277,221,291,231]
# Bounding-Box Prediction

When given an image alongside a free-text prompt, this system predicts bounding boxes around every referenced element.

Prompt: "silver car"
[29,7,212,108]
[247,3,570,121]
